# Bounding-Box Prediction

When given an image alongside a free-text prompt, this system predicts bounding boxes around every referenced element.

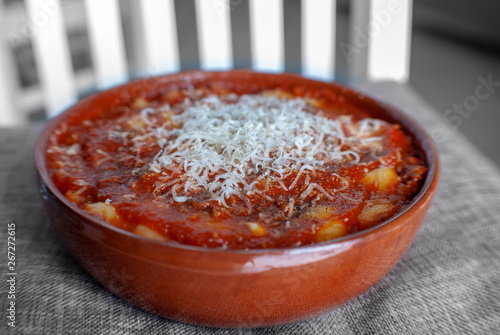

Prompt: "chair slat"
[0,3,21,126]
[0,52,18,125]
[349,0,412,82]
[195,0,233,70]
[301,0,335,81]
[25,0,77,118]
[249,0,284,72]
[84,0,128,89]
[129,0,180,76]
[367,0,412,82]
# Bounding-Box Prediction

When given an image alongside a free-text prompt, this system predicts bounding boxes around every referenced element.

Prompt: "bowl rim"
[34,69,439,255]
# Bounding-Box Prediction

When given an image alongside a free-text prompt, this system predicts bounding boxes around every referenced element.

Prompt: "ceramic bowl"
[35,70,439,328]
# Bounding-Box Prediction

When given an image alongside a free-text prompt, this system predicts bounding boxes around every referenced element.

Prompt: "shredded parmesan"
[128,94,387,205]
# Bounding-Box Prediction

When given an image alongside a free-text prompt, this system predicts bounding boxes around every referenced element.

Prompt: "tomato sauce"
[46,83,427,249]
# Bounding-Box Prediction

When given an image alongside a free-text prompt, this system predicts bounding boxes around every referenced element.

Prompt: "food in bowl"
[36,71,439,327]
[45,82,427,249]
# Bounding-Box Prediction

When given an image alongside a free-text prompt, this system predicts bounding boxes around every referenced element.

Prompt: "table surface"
[1,82,499,335]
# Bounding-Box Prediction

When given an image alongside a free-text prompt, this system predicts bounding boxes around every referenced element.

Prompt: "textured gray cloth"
[1,82,499,334]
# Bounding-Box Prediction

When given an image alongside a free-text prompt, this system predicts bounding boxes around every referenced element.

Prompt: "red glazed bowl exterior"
[35,70,439,328]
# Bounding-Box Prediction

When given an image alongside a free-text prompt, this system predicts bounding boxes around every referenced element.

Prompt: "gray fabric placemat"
[1,82,499,334]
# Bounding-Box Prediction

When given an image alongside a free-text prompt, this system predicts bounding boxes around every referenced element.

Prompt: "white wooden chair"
[0,0,412,126]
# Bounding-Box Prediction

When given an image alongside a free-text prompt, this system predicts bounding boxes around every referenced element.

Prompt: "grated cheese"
[130,94,387,206]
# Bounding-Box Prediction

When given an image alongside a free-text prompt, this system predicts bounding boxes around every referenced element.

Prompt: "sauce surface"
[47,84,427,249]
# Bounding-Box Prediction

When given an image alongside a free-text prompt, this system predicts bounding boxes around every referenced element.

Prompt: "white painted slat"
[349,0,412,82]
[195,0,233,70]
[25,0,77,118]
[129,0,179,76]
[0,3,21,126]
[368,0,412,82]
[302,0,335,81]
[0,51,18,125]
[84,0,128,89]
[249,0,284,72]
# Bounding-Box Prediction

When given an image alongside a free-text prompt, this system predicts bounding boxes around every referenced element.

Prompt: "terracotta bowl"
[34,70,439,328]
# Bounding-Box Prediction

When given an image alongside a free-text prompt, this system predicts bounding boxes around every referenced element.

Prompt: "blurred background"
[2,0,499,166]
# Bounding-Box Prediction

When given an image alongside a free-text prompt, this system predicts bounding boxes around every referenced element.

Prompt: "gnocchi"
[362,166,400,191]
[246,222,266,236]
[83,202,122,226]
[358,202,397,227]
[134,225,167,241]
[316,219,347,242]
